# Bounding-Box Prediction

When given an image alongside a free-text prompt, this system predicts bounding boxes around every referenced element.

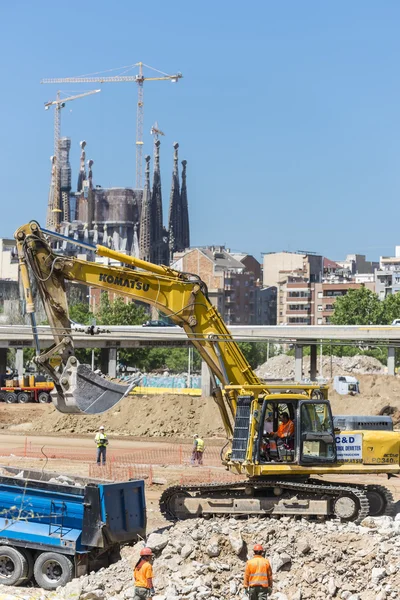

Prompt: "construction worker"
[275,413,295,439]
[133,547,155,598]
[243,544,273,599]
[191,434,205,466]
[95,425,108,466]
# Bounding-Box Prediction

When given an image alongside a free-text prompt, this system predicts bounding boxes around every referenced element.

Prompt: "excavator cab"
[232,385,336,467]
[256,396,336,465]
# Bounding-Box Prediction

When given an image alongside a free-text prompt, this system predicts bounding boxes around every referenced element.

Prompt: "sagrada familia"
[48,138,190,265]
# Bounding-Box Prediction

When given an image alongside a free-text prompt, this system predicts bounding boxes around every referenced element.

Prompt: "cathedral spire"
[139,155,152,262]
[168,142,181,255]
[180,159,190,249]
[152,139,163,262]
[77,141,87,192]
[87,159,94,229]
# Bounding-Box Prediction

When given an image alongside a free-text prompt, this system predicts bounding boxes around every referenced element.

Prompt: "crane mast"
[41,63,183,189]
[44,89,101,229]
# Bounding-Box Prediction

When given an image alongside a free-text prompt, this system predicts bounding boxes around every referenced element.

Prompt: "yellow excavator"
[14,221,400,523]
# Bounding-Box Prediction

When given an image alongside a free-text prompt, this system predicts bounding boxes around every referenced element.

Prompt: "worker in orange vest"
[133,547,155,598]
[243,544,273,599]
[275,413,294,439]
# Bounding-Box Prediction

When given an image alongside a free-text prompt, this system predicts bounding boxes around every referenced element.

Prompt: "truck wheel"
[0,546,28,585]
[38,392,50,404]
[5,392,17,404]
[34,552,73,590]
[17,392,30,404]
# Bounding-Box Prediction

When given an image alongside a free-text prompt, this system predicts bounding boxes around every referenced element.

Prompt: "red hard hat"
[253,544,264,552]
[140,547,153,556]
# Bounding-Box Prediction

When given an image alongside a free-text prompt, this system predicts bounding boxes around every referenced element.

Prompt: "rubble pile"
[256,354,385,381]
[47,514,400,600]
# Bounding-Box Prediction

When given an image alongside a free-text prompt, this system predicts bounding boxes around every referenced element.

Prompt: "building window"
[288,291,310,298]
[317,305,323,312]
[288,317,311,324]
[318,292,323,299]
[317,318,323,325]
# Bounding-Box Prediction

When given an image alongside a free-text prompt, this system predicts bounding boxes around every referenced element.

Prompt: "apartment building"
[172,246,275,325]
[313,281,374,325]
[274,255,375,325]
[375,247,400,299]
[263,252,322,326]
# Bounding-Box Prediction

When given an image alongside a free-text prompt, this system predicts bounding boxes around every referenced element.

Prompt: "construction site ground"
[1,381,400,598]
[1,374,400,530]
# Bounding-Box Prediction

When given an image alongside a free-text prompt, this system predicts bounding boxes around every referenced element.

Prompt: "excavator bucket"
[51,359,138,415]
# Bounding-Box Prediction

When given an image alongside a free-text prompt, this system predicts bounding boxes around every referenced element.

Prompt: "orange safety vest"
[277,420,294,438]
[244,556,273,588]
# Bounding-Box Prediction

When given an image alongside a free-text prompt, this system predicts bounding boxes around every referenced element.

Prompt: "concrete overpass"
[1,324,400,382]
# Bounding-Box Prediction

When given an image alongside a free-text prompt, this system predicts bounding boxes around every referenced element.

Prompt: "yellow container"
[29,375,35,387]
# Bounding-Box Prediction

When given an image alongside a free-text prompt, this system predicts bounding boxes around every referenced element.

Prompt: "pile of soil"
[1,370,400,437]
[28,394,226,439]
[256,353,385,380]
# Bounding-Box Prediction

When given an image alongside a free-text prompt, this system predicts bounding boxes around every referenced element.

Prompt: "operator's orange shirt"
[277,419,294,438]
[134,561,153,588]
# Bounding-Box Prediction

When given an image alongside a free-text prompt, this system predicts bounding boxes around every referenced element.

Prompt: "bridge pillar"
[100,348,108,374]
[15,348,24,376]
[388,346,396,376]
[108,348,117,379]
[310,345,317,381]
[294,345,303,382]
[0,349,7,375]
[99,348,117,378]
[201,360,212,397]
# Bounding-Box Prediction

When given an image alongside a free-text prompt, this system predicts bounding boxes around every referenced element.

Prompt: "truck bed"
[0,467,146,554]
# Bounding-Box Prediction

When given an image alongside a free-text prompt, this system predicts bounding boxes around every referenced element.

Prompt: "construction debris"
[20,513,398,599]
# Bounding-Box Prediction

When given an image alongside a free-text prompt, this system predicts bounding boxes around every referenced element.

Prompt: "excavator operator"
[275,413,295,440]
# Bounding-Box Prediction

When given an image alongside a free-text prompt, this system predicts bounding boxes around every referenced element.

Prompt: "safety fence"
[139,375,201,389]
[89,463,154,483]
[0,440,129,462]
[0,440,224,467]
[112,444,223,467]
[0,439,238,486]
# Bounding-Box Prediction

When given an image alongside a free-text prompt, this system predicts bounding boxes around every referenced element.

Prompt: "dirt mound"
[256,353,384,380]
[27,394,225,439]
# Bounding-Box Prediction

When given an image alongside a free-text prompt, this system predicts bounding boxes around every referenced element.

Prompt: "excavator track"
[365,484,395,517]
[307,479,395,517]
[160,479,370,524]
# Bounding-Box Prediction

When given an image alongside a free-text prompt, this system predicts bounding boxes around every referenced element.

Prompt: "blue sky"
[1,1,399,262]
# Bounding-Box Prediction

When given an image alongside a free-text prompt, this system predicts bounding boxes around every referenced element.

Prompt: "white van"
[333,375,360,395]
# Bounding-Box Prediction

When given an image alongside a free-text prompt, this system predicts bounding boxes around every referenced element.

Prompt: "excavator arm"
[15,221,263,437]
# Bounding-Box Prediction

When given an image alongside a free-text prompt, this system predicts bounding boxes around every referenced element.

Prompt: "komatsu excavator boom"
[14,221,400,523]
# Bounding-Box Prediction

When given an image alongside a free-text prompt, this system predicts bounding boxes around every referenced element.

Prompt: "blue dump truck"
[0,467,146,590]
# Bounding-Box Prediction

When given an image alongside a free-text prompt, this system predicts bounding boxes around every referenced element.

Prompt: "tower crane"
[41,63,183,189]
[44,89,101,230]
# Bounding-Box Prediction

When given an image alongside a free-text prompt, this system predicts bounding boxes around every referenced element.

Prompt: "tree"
[238,342,279,369]
[331,287,385,325]
[382,293,400,324]
[69,302,94,325]
[96,294,148,326]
